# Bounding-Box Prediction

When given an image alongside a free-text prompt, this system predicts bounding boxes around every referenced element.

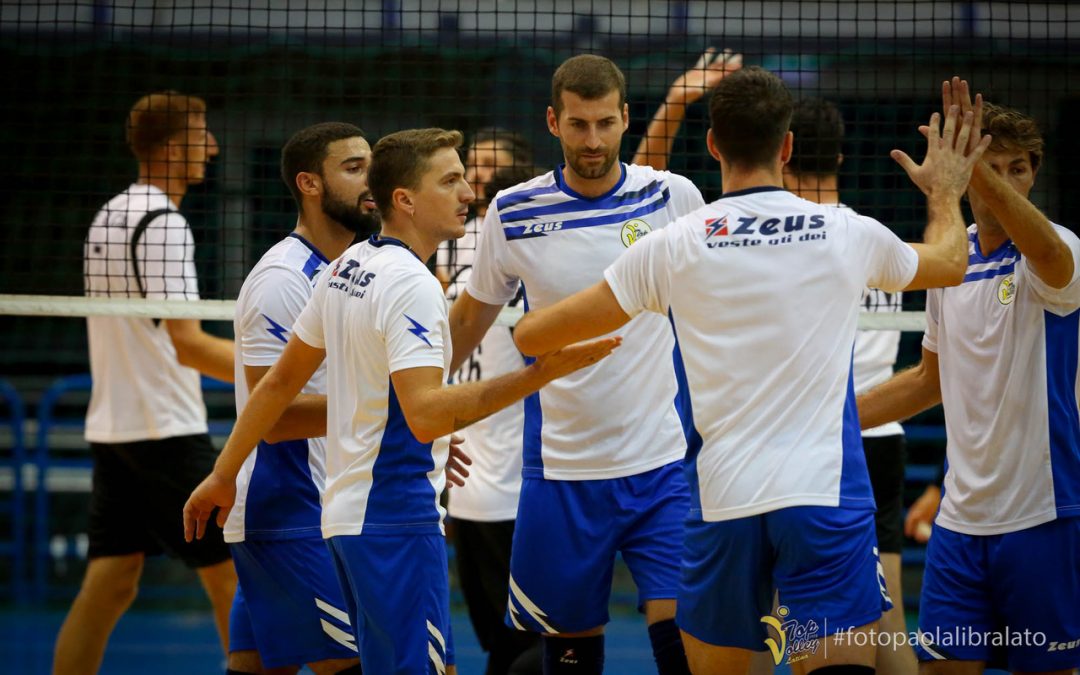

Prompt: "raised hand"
[667,48,743,106]
[892,105,992,200]
[182,471,236,542]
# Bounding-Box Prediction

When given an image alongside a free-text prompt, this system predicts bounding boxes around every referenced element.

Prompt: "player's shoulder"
[624,163,697,193]
[490,171,558,216]
[95,184,181,226]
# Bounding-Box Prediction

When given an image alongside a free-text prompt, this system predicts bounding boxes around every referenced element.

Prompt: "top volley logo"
[705,216,729,239]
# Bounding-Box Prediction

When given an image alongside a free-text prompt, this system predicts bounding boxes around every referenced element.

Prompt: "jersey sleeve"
[1022,224,1080,315]
[465,204,520,305]
[852,213,920,292]
[136,212,200,300]
[292,266,329,350]
[922,287,941,354]
[665,171,706,217]
[378,270,448,374]
[239,266,312,366]
[603,226,674,318]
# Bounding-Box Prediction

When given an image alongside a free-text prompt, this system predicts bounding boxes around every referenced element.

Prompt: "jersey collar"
[288,233,330,263]
[369,234,422,262]
[717,185,789,200]
[554,162,627,202]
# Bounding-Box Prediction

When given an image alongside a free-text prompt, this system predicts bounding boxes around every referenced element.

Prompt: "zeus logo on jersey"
[328,259,377,298]
[706,213,828,249]
[521,221,563,236]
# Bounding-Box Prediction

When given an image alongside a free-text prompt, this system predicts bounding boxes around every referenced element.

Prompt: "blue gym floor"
[0,609,749,674]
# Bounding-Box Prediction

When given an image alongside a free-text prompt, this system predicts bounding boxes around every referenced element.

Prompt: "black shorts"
[88,433,231,568]
[453,518,538,657]
[862,433,906,554]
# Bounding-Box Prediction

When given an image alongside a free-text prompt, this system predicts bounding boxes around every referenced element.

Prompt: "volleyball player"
[184,128,618,674]
[782,98,917,674]
[448,54,705,675]
[858,80,1080,674]
[512,67,989,674]
[63,91,236,674]
[223,123,374,675]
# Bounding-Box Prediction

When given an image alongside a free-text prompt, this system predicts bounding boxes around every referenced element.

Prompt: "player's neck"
[786,173,840,205]
[295,210,355,261]
[560,161,623,198]
[137,163,186,208]
[974,219,1009,256]
[378,217,435,262]
[720,165,785,196]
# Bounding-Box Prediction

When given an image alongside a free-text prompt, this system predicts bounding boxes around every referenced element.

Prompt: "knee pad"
[542,634,605,674]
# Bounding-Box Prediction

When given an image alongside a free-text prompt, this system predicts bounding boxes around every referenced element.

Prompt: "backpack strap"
[129,208,173,326]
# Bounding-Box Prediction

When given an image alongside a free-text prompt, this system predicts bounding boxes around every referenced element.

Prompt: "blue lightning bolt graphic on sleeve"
[404,314,433,347]
[263,314,289,344]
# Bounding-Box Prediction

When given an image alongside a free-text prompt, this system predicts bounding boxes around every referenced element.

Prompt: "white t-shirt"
[833,204,905,438]
[225,233,330,543]
[926,223,1080,536]
[603,186,919,521]
[293,237,451,538]
[83,183,206,443]
[467,163,705,480]
[440,217,526,522]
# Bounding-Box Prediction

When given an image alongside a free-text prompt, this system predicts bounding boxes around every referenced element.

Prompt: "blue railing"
[0,379,28,603]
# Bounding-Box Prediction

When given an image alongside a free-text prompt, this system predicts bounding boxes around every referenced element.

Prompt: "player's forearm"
[969,166,1073,288]
[406,364,548,443]
[176,331,235,382]
[632,101,689,171]
[214,371,307,478]
[856,362,941,429]
[911,194,968,288]
[263,394,327,444]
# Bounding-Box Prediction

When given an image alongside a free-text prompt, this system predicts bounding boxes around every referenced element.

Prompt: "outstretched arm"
[935,77,1072,288]
[632,48,742,170]
[514,280,631,357]
[392,336,621,443]
[856,347,942,430]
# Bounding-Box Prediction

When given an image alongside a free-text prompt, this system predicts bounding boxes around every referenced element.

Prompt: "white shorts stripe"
[319,619,359,652]
[426,619,446,653]
[428,642,447,675]
[315,596,351,625]
[508,574,556,633]
[918,630,947,660]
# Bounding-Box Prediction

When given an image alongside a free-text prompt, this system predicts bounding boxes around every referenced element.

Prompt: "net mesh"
[2,1,1078,375]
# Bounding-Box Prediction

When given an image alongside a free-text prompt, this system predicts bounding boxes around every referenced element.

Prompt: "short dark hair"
[787,98,845,176]
[709,66,794,170]
[280,122,367,207]
[126,90,207,161]
[981,102,1044,171]
[470,127,533,168]
[368,128,464,215]
[551,54,626,116]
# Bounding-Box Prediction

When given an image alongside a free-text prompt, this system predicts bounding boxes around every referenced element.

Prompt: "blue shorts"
[506,461,688,634]
[916,517,1080,672]
[228,537,358,668]
[677,505,890,660]
[327,533,455,674]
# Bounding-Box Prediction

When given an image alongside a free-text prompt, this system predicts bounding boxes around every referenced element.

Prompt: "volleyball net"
[1,1,1077,373]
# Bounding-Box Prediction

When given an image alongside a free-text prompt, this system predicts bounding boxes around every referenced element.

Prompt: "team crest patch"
[998,273,1016,305]
[620,219,652,247]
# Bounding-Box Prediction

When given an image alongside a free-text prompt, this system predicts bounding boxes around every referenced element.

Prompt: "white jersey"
[440,218,526,522]
[925,223,1080,536]
[293,237,451,538]
[83,183,206,443]
[224,234,330,543]
[834,204,905,438]
[603,187,919,521]
[467,163,705,480]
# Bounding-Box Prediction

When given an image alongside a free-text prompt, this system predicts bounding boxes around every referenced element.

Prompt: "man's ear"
[392,187,414,216]
[706,129,722,162]
[296,172,320,199]
[547,106,560,138]
[622,102,629,131]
